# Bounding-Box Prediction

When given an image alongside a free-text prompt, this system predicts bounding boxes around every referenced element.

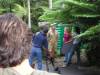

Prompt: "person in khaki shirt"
[47,25,58,70]
[0,13,60,75]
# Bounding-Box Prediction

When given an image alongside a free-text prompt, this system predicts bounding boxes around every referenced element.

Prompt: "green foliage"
[0,0,26,17]
[39,9,60,23]
[40,0,100,23]
[12,4,27,17]
[29,0,48,31]
[39,7,74,23]
[64,0,96,9]
[0,0,15,5]
[0,0,48,31]
[75,24,100,39]
[63,0,100,17]
[0,0,16,12]
[40,0,100,66]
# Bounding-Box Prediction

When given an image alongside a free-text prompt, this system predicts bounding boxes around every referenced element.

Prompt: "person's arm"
[43,37,48,49]
[47,31,51,42]
[42,37,51,60]
[65,38,73,44]
[56,31,58,42]
[32,34,35,43]
[42,37,49,53]
[65,34,73,44]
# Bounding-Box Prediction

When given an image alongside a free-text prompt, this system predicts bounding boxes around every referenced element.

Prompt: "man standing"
[66,27,81,66]
[47,24,58,70]
[29,25,49,70]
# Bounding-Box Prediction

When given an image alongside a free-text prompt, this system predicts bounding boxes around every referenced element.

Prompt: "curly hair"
[0,13,32,68]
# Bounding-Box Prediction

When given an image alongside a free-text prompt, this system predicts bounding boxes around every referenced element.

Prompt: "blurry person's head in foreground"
[0,13,32,68]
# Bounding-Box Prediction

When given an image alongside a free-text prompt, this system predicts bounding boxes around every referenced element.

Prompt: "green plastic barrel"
[55,23,64,55]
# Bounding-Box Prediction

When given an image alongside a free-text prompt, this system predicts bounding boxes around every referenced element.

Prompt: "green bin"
[55,23,64,55]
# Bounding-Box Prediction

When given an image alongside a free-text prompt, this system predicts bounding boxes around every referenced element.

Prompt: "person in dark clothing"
[29,25,49,70]
[66,27,81,66]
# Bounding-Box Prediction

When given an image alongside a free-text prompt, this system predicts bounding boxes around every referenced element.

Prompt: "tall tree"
[49,0,52,9]
[27,0,31,28]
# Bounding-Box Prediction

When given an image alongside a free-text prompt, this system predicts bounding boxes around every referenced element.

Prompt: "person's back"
[33,32,46,48]
[29,25,49,70]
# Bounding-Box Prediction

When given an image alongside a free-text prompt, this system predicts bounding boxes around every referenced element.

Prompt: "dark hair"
[75,27,80,34]
[40,25,48,33]
[0,13,32,67]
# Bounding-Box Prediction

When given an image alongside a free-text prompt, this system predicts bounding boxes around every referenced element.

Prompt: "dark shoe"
[54,67,59,71]
[66,63,71,67]
[64,60,67,63]
[58,69,61,74]
[54,67,61,74]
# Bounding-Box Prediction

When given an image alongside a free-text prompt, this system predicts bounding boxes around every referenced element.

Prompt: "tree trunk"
[48,0,52,9]
[27,0,31,28]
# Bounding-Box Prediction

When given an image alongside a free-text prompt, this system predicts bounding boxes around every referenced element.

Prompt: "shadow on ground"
[59,64,100,75]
